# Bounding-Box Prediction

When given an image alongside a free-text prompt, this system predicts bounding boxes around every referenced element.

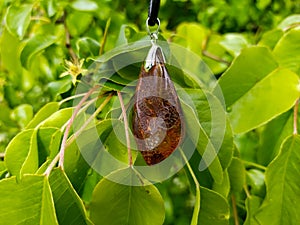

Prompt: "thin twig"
[59,92,91,105]
[30,16,51,23]
[180,148,200,225]
[293,98,299,135]
[58,86,100,169]
[99,18,111,55]
[243,185,251,199]
[242,160,266,171]
[44,153,60,177]
[117,91,133,167]
[66,93,113,147]
[202,50,231,66]
[0,152,5,159]
[231,194,240,225]
[202,36,230,66]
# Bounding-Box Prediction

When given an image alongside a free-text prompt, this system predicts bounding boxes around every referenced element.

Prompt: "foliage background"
[1,0,300,225]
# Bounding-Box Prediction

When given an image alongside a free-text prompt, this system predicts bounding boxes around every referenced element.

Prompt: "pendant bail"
[144,43,165,71]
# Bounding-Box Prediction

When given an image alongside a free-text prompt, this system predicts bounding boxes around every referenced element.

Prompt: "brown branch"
[58,86,100,170]
[66,92,113,148]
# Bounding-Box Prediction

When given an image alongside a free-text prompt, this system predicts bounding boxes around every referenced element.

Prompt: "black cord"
[148,0,160,26]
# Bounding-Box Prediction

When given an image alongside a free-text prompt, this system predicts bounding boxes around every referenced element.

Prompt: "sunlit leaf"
[244,196,262,225]
[273,29,300,73]
[10,104,33,128]
[278,14,300,30]
[198,187,230,225]
[5,4,33,39]
[0,175,58,224]
[71,0,98,12]
[255,135,300,225]
[90,168,165,225]
[26,102,60,129]
[20,34,58,69]
[4,129,38,179]
[219,46,300,133]
[49,169,91,225]
[227,157,246,193]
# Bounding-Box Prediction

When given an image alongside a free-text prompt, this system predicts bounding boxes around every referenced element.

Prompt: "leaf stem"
[30,16,51,23]
[231,194,240,225]
[243,184,251,199]
[66,93,113,148]
[59,92,95,105]
[117,91,133,167]
[44,153,60,177]
[293,98,299,135]
[242,160,266,171]
[99,18,111,55]
[58,86,100,169]
[202,36,230,66]
[180,149,200,225]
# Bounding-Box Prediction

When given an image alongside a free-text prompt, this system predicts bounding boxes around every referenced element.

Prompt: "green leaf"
[218,47,300,133]
[257,110,293,165]
[90,168,165,225]
[173,23,208,56]
[64,139,91,193]
[273,29,300,73]
[0,28,23,75]
[4,129,38,178]
[227,157,246,193]
[217,118,234,170]
[180,97,224,184]
[37,127,62,164]
[10,104,33,128]
[42,0,57,17]
[212,170,230,198]
[229,68,299,133]
[218,46,278,107]
[246,169,265,197]
[71,0,99,12]
[26,102,60,129]
[49,168,91,225]
[220,33,249,57]
[40,108,73,128]
[48,77,73,97]
[258,29,283,50]
[76,37,100,57]
[0,175,58,224]
[5,4,33,39]
[20,34,58,69]
[202,34,230,74]
[255,135,300,225]
[244,196,262,225]
[278,14,300,30]
[256,0,271,10]
[198,187,230,225]
[66,11,94,37]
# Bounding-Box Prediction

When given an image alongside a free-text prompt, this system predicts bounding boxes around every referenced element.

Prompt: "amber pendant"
[132,44,185,165]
